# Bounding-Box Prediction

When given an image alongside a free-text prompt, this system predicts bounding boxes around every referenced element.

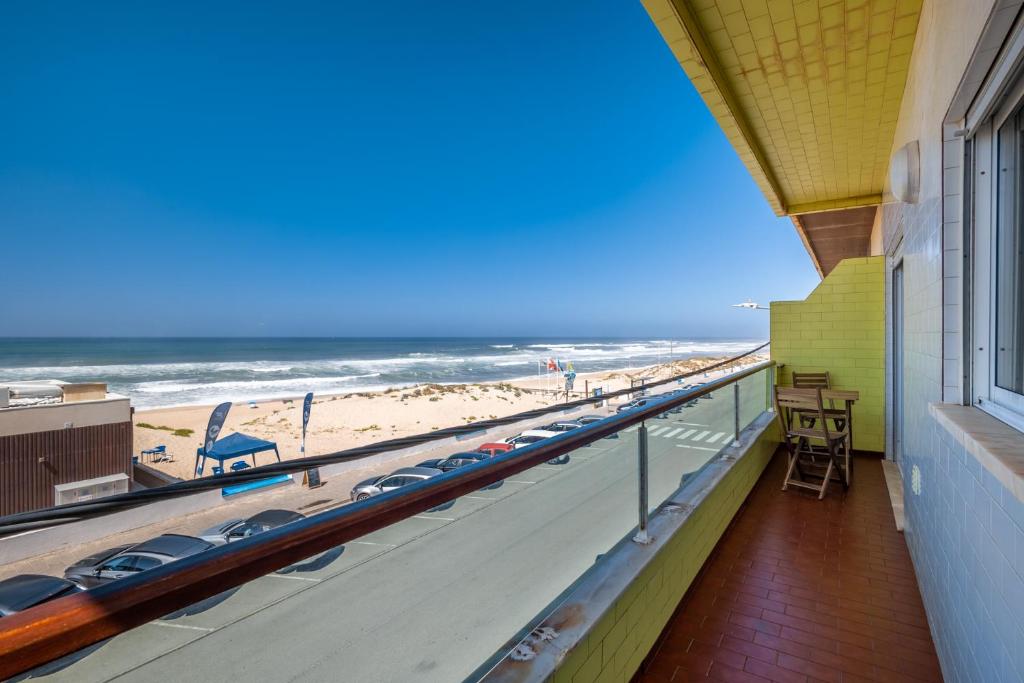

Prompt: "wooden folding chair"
[792,372,846,430]
[774,387,849,499]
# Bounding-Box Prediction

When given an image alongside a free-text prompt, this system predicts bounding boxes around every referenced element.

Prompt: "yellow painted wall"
[770,255,886,453]
[550,426,778,683]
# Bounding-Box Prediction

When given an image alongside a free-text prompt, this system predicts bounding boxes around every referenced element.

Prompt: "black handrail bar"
[0,360,774,680]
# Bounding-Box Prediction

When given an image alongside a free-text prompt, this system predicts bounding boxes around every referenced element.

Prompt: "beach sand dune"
[133,354,766,480]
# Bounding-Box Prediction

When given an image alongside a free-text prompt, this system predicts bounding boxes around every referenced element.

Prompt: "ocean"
[0,338,765,409]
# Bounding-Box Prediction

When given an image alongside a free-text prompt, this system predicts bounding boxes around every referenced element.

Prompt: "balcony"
[0,346,945,683]
[640,452,940,683]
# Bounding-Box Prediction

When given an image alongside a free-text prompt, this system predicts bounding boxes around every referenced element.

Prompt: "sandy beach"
[133,354,767,480]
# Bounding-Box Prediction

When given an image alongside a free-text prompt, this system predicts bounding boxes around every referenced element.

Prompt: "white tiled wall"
[881,3,1024,679]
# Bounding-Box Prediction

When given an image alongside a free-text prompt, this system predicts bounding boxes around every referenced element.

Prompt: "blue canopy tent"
[194,432,281,478]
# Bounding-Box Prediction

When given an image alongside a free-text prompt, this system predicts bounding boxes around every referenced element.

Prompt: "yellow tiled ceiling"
[642,0,922,216]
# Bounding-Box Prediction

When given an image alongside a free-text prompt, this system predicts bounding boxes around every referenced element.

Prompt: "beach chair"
[774,386,849,499]
[230,461,251,471]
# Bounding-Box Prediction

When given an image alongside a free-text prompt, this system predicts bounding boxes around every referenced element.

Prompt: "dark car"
[198,509,306,546]
[617,397,656,413]
[0,574,82,617]
[576,415,607,426]
[350,466,443,502]
[64,534,215,589]
[540,421,582,432]
[417,452,489,472]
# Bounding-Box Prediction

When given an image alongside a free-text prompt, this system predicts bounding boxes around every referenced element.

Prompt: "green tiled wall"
[769,256,886,453]
[549,427,778,683]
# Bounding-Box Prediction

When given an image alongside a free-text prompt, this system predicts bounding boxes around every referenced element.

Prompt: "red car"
[476,442,513,457]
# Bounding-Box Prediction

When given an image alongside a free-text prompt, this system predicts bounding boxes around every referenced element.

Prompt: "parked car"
[64,534,215,589]
[504,430,570,464]
[617,397,656,413]
[505,429,561,447]
[350,466,442,502]
[540,421,582,432]
[198,509,306,546]
[476,442,513,457]
[0,574,82,617]
[576,414,607,426]
[690,382,713,399]
[417,451,489,472]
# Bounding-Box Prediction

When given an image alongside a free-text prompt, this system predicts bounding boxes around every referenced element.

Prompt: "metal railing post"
[733,382,741,446]
[767,365,775,412]
[633,421,651,544]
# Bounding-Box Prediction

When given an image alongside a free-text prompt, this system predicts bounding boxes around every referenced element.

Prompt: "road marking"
[269,573,322,582]
[676,444,720,452]
[678,422,707,427]
[623,425,639,432]
[647,426,668,436]
[507,479,537,485]
[661,427,683,438]
[154,621,215,632]
[677,429,696,440]
[692,430,711,442]
[414,515,455,521]
[705,432,728,444]
[464,495,494,500]
[351,541,397,547]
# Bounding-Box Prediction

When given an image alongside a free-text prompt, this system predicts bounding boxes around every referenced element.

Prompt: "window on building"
[968,53,1024,432]
[996,110,1024,396]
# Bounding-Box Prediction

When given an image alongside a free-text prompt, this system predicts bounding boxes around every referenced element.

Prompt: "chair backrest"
[792,372,836,409]
[792,372,831,389]
[774,386,831,440]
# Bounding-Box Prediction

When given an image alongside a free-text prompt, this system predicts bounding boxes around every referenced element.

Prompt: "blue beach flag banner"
[203,402,232,454]
[301,392,313,454]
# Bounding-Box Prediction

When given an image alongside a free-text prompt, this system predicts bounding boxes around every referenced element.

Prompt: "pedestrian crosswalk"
[621,423,731,448]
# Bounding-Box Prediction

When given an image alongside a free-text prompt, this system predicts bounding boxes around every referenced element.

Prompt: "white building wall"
[883,2,1024,681]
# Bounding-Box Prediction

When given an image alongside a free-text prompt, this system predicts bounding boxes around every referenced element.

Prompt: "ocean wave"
[132,373,382,394]
[1,338,766,408]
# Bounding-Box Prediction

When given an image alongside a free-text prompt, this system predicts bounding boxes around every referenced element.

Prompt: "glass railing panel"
[6,364,775,683]
[18,425,645,683]
[738,367,770,433]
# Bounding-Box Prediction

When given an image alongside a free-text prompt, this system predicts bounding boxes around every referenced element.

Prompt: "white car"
[504,430,570,464]
[505,429,560,447]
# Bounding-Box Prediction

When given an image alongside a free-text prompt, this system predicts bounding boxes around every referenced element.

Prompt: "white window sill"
[930,403,1024,503]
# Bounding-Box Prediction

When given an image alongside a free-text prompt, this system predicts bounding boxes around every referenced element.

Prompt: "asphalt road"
[28,384,767,683]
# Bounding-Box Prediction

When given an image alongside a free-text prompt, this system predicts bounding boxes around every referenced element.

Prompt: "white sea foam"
[0,338,765,408]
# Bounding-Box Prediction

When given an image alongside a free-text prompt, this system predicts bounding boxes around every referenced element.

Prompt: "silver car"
[198,509,305,546]
[350,466,442,502]
[64,534,214,589]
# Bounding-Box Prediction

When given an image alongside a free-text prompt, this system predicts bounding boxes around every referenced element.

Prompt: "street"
[28,381,767,683]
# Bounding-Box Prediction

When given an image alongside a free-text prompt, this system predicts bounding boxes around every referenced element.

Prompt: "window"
[969,54,1024,432]
[996,111,1024,396]
[100,556,136,572]
[131,556,162,572]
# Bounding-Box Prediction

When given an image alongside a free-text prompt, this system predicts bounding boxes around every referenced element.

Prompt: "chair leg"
[782,444,799,491]
[818,458,834,500]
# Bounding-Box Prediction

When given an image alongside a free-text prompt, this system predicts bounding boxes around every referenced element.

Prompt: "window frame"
[970,69,1024,432]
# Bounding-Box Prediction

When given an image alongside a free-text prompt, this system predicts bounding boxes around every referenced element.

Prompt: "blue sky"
[0,1,819,339]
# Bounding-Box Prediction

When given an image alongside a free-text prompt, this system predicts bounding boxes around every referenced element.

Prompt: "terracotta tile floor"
[639,452,943,683]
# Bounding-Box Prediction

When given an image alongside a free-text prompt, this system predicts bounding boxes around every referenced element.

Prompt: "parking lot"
[22,381,766,683]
